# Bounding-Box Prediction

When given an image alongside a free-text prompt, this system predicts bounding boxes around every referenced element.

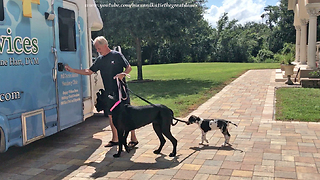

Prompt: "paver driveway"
[0,69,319,180]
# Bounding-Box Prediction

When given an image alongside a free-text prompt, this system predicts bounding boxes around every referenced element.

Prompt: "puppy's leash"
[115,76,157,107]
[126,86,156,107]
[125,84,189,124]
[117,77,189,125]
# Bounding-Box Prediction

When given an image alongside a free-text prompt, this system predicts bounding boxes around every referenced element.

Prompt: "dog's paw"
[124,146,133,153]
[199,142,204,145]
[169,152,176,157]
[125,147,131,153]
[221,143,231,147]
[205,140,209,143]
[199,142,209,146]
[153,149,161,154]
[113,153,121,158]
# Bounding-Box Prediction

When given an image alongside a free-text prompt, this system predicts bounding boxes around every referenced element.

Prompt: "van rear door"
[54,1,83,130]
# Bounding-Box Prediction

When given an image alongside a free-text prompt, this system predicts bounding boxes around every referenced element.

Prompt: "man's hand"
[65,65,73,72]
[64,65,93,75]
[114,72,129,80]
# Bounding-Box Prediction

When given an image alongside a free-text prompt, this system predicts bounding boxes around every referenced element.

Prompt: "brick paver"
[0,69,319,180]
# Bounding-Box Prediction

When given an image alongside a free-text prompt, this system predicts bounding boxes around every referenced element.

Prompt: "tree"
[212,13,271,63]
[96,0,206,80]
[262,5,280,31]
[262,0,295,53]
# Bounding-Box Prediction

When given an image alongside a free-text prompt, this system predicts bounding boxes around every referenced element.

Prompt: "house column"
[300,19,308,65]
[307,8,318,69]
[295,26,301,63]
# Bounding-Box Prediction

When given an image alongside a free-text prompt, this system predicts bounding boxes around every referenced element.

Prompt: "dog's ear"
[190,115,197,119]
[188,115,196,123]
[189,115,201,122]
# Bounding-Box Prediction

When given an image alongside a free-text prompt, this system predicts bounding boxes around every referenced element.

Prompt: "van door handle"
[52,68,57,81]
[52,47,58,81]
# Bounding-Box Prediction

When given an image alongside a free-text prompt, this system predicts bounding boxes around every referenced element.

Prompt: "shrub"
[281,43,295,55]
[265,58,276,63]
[309,69,320,77]
[257,49,274,62]
[273,53,282,63]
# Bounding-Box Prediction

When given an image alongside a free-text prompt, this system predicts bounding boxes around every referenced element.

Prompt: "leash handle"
[115,74,130,101]
[110,75,130,111]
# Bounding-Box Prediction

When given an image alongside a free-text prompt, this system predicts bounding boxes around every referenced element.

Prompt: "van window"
[0,0,4,21]
[58,7,76,51]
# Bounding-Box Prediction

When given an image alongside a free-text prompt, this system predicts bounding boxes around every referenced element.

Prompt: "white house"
[288,0,320,70]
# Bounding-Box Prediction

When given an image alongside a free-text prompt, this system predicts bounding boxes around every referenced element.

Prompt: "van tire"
[0,127,5,153]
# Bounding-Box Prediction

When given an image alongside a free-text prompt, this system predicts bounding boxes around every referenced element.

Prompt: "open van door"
[54,1,83,130]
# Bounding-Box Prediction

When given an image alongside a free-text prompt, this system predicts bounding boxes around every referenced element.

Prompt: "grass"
[275,87,320,122]
[126,62,279,117]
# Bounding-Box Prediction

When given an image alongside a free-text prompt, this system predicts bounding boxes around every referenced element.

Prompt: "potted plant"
[281,53,295,85]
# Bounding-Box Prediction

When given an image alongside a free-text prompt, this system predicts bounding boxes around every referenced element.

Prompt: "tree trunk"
[149,51,153,65]
[135,37,143,80]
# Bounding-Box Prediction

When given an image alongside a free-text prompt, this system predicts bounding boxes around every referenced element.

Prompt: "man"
[65,36,138,148]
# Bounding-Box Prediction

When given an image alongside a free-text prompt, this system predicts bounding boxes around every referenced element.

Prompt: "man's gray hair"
[93,36,108,46]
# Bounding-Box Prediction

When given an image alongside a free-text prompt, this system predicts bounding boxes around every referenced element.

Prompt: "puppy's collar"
[197,117,204,124]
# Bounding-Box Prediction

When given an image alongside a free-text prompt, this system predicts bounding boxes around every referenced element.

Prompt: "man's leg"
[130,130,138,142]
[123,97,138,146]
[128,130,138,148]
[108,114,118,142]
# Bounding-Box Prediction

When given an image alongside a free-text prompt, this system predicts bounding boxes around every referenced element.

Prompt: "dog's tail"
[228,121,238,127]
[172,117,189,126]
[168,108,189,126]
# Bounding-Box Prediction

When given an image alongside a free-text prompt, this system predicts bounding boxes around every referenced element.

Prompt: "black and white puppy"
[188,115,238,146]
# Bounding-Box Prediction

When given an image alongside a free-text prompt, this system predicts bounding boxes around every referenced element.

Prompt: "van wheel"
[0,128,5,153]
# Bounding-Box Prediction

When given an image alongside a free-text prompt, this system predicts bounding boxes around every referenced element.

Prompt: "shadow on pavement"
[88,148,181,179]
[0,114,107,179]
[190,145,244,153]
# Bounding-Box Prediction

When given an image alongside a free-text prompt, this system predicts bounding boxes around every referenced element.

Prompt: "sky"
[204,0,281,28]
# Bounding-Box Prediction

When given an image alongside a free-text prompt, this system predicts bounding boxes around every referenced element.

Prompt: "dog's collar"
[110,100,121,112]
[197,117,204,124]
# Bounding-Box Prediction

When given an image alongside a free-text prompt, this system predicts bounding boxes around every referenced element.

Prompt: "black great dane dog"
[107,95,178,158]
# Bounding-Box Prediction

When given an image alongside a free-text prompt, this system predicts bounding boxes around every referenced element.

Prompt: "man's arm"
[124,65,132,74]
[114,65,132,80]
[65,65,94,75]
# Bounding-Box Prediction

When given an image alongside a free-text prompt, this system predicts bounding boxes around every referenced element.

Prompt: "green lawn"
[127,62,279,117]
[275,87,320,122]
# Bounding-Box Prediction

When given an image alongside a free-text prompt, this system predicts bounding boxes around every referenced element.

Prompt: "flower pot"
[283,64,295,76]
[282,64,295,85]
